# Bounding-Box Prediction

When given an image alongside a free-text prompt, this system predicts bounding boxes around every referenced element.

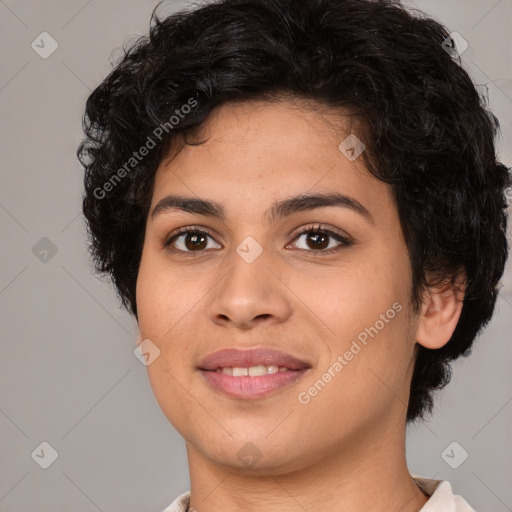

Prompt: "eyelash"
[163,223,353,257]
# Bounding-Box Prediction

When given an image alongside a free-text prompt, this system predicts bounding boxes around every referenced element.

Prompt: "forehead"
[151,98,394,223]
[161,98,362,165]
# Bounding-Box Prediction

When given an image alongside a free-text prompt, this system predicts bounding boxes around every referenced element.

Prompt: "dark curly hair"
[78,0,511,422]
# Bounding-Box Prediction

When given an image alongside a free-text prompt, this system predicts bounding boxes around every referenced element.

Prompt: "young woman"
[78,1,510,510]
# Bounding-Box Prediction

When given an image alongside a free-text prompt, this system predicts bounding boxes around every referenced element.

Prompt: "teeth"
[217,365,290,376]
[248,365,267,377]
[232,367,248,377]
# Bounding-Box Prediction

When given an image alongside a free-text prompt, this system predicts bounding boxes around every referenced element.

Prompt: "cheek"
[289,242,413,407]
[295,308,413,440]
[136,267,198,436]
[288,247,410,346]
[136,248,195,337]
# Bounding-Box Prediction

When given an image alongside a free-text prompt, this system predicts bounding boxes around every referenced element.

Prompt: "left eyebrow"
[150,192,374,225]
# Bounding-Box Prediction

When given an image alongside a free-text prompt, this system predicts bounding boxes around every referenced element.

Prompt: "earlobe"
[415,271,467,350]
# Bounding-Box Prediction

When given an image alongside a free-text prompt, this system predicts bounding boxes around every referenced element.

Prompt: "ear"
[415,270,467,350]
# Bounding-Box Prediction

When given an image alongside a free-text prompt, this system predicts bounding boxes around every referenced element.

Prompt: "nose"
[206,250,293,330]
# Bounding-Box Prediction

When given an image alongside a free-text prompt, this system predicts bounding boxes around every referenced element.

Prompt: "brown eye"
[163,224,352,256]
[182,232,208,251]
[289,225,353,254]
[303,232,330,250]
[164,228,221,254]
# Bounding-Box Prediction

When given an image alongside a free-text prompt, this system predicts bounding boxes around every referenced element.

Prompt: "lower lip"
[200,369,309,399]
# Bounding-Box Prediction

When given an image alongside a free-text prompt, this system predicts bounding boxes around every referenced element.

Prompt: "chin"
[187,429,314,474]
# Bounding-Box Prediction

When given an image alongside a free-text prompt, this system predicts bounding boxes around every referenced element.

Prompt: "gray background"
[0,0,511,511]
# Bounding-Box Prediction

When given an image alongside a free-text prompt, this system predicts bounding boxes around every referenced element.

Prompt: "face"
[136,99,419,474]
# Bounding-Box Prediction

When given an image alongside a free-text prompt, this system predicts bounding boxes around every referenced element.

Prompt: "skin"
[135,98,465,512]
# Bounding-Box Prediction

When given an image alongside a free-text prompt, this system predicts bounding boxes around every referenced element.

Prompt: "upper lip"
[199,347,311,371]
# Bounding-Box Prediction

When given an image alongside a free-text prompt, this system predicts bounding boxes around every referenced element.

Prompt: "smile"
[200,367,309,399]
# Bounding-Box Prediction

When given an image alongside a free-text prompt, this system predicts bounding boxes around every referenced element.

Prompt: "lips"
[198,347,311,371]
[198,347,311,399]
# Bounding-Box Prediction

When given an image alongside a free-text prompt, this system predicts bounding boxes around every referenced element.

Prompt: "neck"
[185,416,428,512]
